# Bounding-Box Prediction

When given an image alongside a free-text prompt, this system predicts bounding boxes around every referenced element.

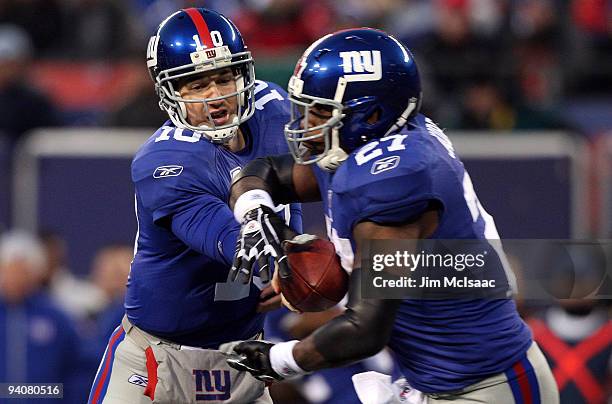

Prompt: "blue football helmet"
[147,8,255,142]
[285,28,421,170]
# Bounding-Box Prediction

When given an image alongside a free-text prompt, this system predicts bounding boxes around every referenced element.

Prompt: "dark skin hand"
[292,209,439,371]
[257,285,282,313]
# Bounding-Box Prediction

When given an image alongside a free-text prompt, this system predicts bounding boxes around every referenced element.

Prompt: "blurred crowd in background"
[0,230,132,402]
[0,0,611,403]
[0,0,610,142]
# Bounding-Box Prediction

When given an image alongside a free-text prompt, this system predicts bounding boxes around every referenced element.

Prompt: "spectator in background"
[384,0,436,45]
[329,0,403,29]
[59,0,144,60]
[0,0,63,56]
[89,244,132,341]
[105,58,168,128]
[509,0,563,114]
[39,231,106,320]
[456,77,567,130]
[233,0,334,55]
[0,25,60,145]
[79,244,132,402]
[458,78,516,130]
[0,230,82,403]
[128,0,184,35]
[567,0,612,95]
[128,0,243,35]
[417,0,509,126]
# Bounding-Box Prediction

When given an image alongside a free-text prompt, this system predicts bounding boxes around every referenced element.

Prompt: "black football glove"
[230,205,296,284]
[225,341,283,382]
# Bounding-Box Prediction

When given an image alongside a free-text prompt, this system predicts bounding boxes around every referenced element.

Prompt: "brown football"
[280,236,349,312]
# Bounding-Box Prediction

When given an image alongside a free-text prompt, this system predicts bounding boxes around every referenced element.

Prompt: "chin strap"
[317,126,348,171]
[317,146,348,171]
[383,97,419,138]
[198,115,240,144]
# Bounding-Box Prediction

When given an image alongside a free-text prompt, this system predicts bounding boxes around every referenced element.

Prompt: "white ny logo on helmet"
[339,50,382,82]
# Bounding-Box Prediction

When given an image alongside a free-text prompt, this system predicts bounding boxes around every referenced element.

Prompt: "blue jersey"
[127,81,302,348]
[313,114,532,393]
[0,292,82,403]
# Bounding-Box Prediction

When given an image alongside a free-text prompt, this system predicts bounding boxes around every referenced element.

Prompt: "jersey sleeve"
[169,193,239,265]
[132,147,239,265]
[255,81,290,117]
[333,152,444,232]
[253,81,293,155]
[288,202,303,233]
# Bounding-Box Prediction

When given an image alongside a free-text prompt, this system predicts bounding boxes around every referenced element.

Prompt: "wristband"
[233,189,275,223]
[269,340,307,378]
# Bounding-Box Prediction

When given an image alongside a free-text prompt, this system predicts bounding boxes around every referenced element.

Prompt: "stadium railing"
[11,129,589,274]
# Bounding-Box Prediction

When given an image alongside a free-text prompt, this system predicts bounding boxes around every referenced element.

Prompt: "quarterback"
[88,8,300,404]
[226,29,559,403]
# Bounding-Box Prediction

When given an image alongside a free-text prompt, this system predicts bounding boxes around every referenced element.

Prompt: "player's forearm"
[171,201,239,266]
[230,175,270,209]
[229,154,299,209]
[292,338,333,370]
[293,318,382,370]
[272,268,400,373]
[298,299,400,369]
[269,298,399,377]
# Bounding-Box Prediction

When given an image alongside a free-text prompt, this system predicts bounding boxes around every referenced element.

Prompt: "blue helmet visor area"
[156,50,256,135]
[284,92,344,165]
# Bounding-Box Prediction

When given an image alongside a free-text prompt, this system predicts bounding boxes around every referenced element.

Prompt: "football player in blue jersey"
[87,8,301,404]
[225,29,560,403]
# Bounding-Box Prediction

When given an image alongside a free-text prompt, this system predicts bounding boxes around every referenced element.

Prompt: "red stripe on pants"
[144,347,159,401]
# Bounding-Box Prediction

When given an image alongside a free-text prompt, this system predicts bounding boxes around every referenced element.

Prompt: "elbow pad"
[232,154,298,203]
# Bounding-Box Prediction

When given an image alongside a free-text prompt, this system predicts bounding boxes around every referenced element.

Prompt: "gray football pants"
[87,316,272,404]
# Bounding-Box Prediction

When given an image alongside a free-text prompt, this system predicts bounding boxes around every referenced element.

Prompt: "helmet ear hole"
[366,107,381,125]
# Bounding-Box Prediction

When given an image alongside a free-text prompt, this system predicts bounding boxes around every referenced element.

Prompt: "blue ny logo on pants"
[193,369,231,401]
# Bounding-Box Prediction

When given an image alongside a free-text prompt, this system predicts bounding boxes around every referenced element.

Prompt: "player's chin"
[303,141,325,155]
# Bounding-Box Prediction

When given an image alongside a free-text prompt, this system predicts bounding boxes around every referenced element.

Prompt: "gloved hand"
[230,205,296,284]
[224,340,283,383]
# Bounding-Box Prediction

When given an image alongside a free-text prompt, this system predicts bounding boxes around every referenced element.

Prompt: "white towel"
[352,371,427,404]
